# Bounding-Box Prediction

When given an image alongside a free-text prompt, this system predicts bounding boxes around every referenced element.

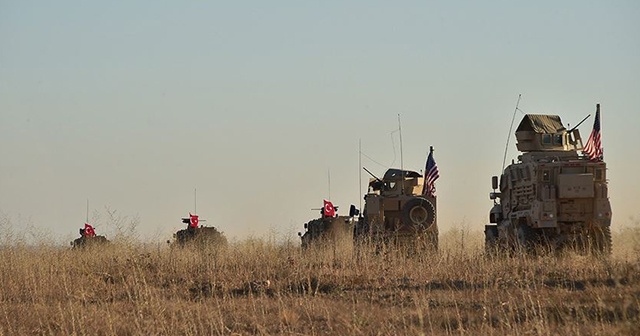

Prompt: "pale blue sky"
[1,1,639,242]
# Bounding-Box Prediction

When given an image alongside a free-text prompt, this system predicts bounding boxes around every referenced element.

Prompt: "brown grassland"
[1,225,639,336]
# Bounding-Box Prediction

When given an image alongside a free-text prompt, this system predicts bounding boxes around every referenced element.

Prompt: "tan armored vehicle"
[171,213,227,247]
[354,167,438,251]
[298,202,357,249]
[486,106,611,253]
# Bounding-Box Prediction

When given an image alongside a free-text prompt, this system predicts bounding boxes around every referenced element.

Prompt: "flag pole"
[598,103,603,159]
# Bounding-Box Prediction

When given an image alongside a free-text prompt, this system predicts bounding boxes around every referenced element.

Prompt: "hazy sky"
[1,1,639,243]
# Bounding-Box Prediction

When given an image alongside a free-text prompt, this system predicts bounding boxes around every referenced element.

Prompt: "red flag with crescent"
[84,223,96,237]
[189,213,199,228]
[323,200,335,218]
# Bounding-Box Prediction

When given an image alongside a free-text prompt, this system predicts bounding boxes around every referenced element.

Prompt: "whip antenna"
[86,199,89,223]
[359,139,362,211]
[328,168,331,200]
[398,114,404,173]
[502,94,522,172]
[398,114,405,195]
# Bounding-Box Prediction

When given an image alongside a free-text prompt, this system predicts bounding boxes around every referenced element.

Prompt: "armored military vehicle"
[298,201,358,249]
[171,213,227,247]
[354,164,439,251]
[486,105,611,254]
[71,223,109,248]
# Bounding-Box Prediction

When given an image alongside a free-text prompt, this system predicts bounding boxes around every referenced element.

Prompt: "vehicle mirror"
[349,204,359,217]
[492,176,499,190]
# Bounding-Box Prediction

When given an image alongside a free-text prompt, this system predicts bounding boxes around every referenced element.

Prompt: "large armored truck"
[486,109,612,253]
[354,168,438,251]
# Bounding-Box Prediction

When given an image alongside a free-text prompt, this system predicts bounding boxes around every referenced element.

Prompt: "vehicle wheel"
[485,225,498,255]
[590,226,612,255]
[401,198,435,230]
[515,223,537,253]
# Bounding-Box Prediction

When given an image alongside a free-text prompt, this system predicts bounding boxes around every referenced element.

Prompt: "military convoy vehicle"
[298,202,358,249]
[71,223,109,248]
[171,213,227,247]
[354,167,438,251]
[486,106,612,254]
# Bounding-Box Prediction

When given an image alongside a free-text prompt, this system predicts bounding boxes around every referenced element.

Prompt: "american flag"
[422,146,439,197]
[583,104,603,161]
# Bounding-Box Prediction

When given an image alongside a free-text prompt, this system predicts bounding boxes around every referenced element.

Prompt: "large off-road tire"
[401,198,435,230]
[590,226,612,255]
[514,224,537,253]
[484,225,499,255]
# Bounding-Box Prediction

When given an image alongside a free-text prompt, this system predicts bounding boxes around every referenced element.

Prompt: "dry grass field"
[1,225,639,335]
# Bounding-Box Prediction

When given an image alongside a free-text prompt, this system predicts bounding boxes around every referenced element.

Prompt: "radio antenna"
[327,168,331,200]
[194,188,197,214]
[86,199,89,223]
[398,114,405,194]
[398,114,404,172]
[359,139,362,212]
[502,94,522,172]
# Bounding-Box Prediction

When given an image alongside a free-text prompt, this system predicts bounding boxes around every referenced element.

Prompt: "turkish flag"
[189,213,199,228]
[323,200,335,218]
[84,223,96,237]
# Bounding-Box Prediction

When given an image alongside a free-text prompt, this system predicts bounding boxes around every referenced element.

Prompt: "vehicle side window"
[553,134,563,145]
[542,134,552,145]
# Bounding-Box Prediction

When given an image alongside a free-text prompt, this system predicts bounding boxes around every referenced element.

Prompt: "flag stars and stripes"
[422,146,439,197]
[583,104,603,161]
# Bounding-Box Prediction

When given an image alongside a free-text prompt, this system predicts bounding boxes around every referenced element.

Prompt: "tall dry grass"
[0,225,639,335]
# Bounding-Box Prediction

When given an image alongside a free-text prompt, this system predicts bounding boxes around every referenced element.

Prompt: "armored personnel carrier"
[171,213,227,247]
[486,105,611,254]
[298,201,357,249]
[72,223,109,248]
[354,163,439,251]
